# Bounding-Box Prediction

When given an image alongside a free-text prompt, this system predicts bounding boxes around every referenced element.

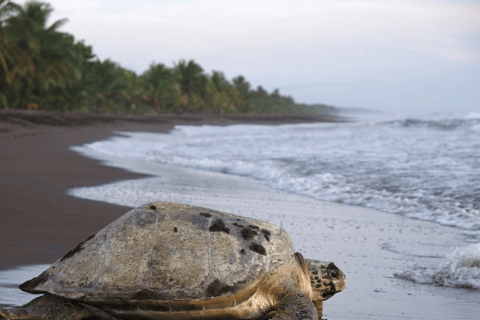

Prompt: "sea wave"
[76,114,480,236]
[395,244,480,289]
[382,116,480,132]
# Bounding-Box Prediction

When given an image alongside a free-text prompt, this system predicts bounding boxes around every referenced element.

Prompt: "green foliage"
[0,0,332,115]
[140,62,181,113]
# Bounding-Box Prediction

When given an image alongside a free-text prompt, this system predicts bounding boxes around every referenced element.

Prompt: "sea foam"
[395,244,480,289]
[72,114,480,237]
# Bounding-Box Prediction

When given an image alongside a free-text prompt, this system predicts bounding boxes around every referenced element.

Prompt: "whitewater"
[66,112,480,291]
[75,113,480,233]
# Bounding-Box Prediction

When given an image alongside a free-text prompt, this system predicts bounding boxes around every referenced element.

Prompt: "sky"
[30,0,480,115]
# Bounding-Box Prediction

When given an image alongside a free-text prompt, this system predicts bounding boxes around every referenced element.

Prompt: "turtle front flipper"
[0,294,94,320]
[313,300,323,319]
[0,306,30,320]
[273,290,318,320]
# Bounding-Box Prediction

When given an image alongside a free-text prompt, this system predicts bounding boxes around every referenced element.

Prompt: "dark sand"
[0,110,338,270]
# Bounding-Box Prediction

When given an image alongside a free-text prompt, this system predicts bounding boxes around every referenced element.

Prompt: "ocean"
[73,112,480,233]
[67,111,480,291]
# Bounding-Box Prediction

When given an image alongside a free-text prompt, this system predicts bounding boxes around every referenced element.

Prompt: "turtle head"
[306,259,346,301]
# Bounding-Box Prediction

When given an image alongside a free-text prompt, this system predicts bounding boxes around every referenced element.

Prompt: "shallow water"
[66,112,480,290]
[65,162,480,319]
[0,265,47,306]
[77,113,480,233]
[3,162,480,319]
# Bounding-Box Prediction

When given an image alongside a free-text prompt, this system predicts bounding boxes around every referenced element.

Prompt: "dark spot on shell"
[209,219,230,234]
[59,235,94,262]
[312,270,318,275]
[173,227,178,232]
[261,229,271,236]
[320,265,327,270]
[248,225,259,230]
[19,270,51,293]
[261,229,271,241]
[250,243,267,255]
[207,279,238,297]
[131,289,170,300]
[199,212,212,217]
[314,276,320,280]
[233,222,244,228]
[240,249,246,255]
[316,283,322,288]
[149,205,157,210]
[241,228,258,241]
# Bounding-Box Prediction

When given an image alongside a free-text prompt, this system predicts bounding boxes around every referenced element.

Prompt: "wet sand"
[1,111,479,319]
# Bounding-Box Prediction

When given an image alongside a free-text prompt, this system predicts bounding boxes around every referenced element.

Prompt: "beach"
[0,110,335,270]
[1,110,479,319]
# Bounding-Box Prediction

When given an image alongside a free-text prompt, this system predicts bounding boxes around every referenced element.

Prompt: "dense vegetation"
[0,0,335,114]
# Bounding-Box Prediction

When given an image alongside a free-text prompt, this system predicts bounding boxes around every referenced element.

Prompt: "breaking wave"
[395,244,480,289]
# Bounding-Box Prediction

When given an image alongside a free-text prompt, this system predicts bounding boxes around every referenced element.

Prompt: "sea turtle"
[0,201,346,320]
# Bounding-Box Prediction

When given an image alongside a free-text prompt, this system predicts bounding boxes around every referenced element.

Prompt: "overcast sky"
[35,0,480,115]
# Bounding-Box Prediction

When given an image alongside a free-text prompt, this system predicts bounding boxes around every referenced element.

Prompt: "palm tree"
[140,62,176,111]
[172,59,209,112]
[232,75,252,113]
[6,1,79,109]
[62,40,96,111]
[86,59,128,111]
[232,75,250,97]
[210,70,230,92]
[0,0,20,84]
[205,71,242,113]
[173,59,205,95]
[0,0,35,108]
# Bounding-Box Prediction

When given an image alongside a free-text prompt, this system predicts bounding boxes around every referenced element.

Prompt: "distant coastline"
[0,109,345,138]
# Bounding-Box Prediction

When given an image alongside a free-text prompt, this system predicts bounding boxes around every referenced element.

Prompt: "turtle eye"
[329,268,338,278]
[328,263,339,278]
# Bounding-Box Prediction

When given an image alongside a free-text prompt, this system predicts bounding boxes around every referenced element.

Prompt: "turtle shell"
[20,202,294,303]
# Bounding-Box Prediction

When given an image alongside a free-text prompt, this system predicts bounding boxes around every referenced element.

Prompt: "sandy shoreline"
[0,110,336,271]
[1,111,479,319]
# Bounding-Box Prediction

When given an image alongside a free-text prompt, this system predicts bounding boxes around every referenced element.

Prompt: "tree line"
[0,0,334,114]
